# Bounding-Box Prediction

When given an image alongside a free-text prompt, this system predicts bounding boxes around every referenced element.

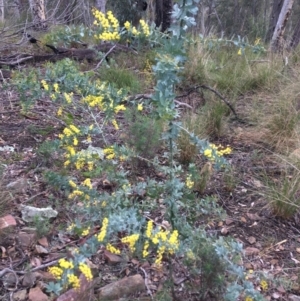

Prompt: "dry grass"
[0,180,13,219]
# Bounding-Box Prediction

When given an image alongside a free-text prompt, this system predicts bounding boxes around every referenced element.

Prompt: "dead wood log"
[0,42,137,68]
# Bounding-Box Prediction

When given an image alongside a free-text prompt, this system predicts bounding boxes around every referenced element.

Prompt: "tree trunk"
[266,0,284,41]
[155,0,173,32]
[95,0,106,13]
[270,0,294,52]
[29,0,47,29]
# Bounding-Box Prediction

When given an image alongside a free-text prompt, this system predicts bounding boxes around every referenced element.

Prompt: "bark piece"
[244,247,260,256]
[98,274,145,300]
[13,289,27,301]
[0,215,17,229]
[104,250,123,264]
[22,272,36,287]
[17,232,36,249]
[28,286,48,301]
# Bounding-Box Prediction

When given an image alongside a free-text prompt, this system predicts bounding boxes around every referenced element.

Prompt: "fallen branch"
[140,267,153,299]
[200,84,238,117]
[128,93,193,108]
[177,84,238,118]
[0,55,33,66]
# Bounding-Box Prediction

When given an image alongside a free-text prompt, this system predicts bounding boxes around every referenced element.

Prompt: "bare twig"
[16,259,59,275]
[140,267,153,299]
[128,93,193,108]
[0,268,19,290]
[93,44,117,71]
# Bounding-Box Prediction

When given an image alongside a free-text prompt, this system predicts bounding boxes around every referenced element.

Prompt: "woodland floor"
[1,63,300,301]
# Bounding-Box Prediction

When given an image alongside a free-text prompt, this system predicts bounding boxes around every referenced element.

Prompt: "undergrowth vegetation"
[4,1,300,301]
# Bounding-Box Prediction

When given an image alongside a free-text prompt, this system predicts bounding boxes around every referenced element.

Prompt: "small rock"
[98,274,145,300]
[13,289,27,301]
[85,259,98,276]
[289,294,300,301]
[18,232,36,249]
[28,286,48,301]
[0,215,17,229]
[225,218,234,225]
[246,213,262,221]
[22,272,36,287]
[3,272,18,289]
[104,250,123,264]
[240,216,247,223]
[244,247,260,256]
[35,245,48,254]
[7,178,28,192]
[20,205,58,223]
[247,236,256,244]
[38,237,49,247]
[221,227,228,235]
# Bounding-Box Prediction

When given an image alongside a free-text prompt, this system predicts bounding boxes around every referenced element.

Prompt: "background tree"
[95,0,107,13]
[270,0,295,52]
[29,0,47,29]
[155,0,173,32]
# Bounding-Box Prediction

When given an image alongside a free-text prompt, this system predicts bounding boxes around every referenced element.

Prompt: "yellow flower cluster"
[59,258,74,269]
[124,21,131,31]
[185,174,194,189]
[103,147,115,160]
[83,95,104,109]
[143,221,180,264]
[53,83,59,93]
[111,119,119,130]
[48,258,74,280]
[260,279,268,291]
[41,80,49,91]
[203,144,232,160]
[48,266,63,279]
[143,240,150,258]
[67,274,80,289]
[121,234,140,252]
[59,125,80,144]
[68,179,92,200]
[93,9,120,41]
[57,107,63,116]
[139,19,150,37]
[63,92,73,104]
[78,262,93,281]
[123,19,150,37]
[68,189,84,199]
[96,217,109,242]
[145,220,153,238]
[245,297,253,301]
[67,223,75,232]
[155,245,166,265]
[114,104,126,114]
[137,103,143,111]
[82,178,92,189]
[81,227,90,236]
[106,243,121,254]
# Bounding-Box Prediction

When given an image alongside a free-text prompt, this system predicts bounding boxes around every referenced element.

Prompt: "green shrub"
[100,67,141,93]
